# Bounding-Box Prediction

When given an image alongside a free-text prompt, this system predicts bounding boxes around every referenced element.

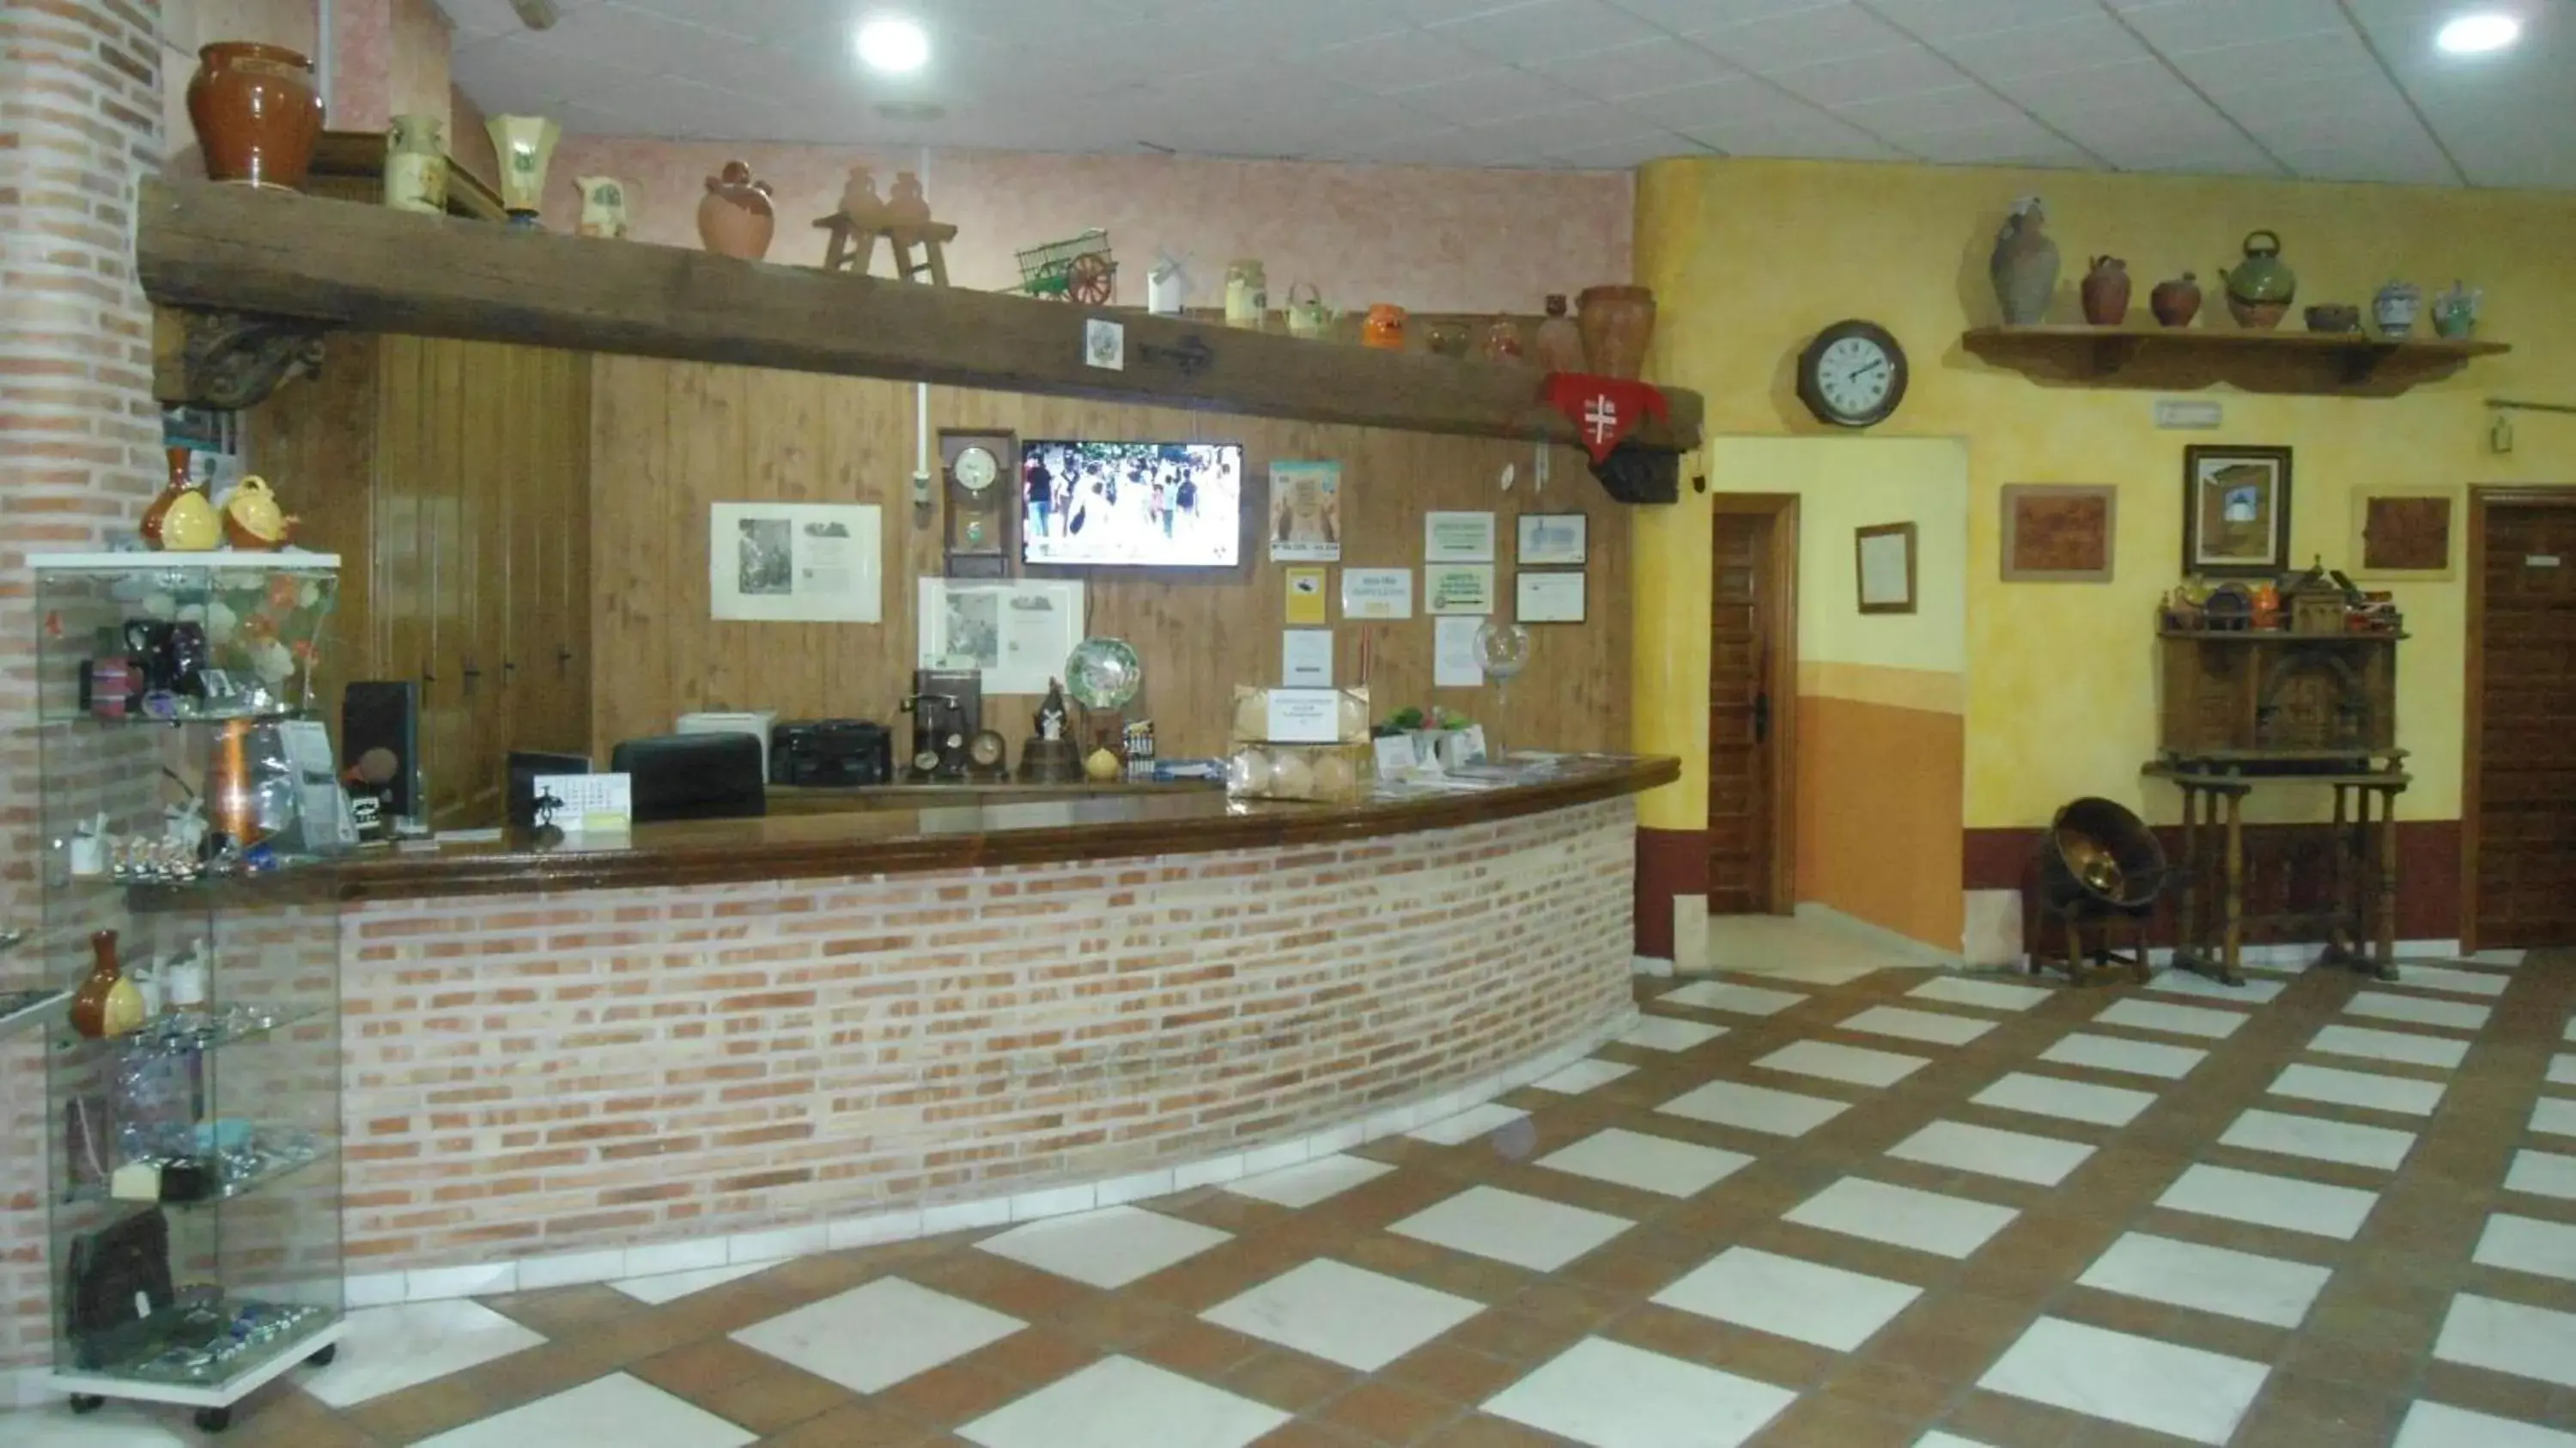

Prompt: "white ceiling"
[440,0,2576,187]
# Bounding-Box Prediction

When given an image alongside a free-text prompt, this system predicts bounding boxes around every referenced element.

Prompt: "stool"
[814,213,957,285]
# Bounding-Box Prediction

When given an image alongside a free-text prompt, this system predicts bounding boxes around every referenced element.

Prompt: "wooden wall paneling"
[248,335,381,748]
[374,337,429,800]
[546,347,594,755]
[590,354,671,756]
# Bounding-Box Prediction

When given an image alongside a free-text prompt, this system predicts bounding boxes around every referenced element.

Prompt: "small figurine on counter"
[1038,679,1069,742]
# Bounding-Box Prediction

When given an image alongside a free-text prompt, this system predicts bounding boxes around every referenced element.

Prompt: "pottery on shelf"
[838,165,884,225]
[2304,303,2361,334]
[885,170,933,225]
[2373,280,2422,338]
[384,113,447,214]
[2080,255,2131,326]
[575,175,633,238]
[70,930,142,1039]
[144,447,191,546]
[1577,284,1656,379]
[1988,196,2059,325]
[1426,321,1469,359]
[1532,294,1585,372]
[2433,280,2481,338]
[2221,229,2296,329]
[1225,259,1268,331]
[1362,303,1406,351]
[157,472,222,552]
[1285,282,1335,339]
[697,160,776,260]
[187,42,325,190]
[486,113,561,224]
[2149,271,2202,327]
[1482,316,1524,362]
[220,475,294,549]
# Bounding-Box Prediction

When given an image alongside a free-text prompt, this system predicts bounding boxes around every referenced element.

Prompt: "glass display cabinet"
[32,554,349,1433]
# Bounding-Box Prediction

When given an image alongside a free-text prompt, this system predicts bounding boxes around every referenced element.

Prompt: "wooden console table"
[2145,755,2408,986]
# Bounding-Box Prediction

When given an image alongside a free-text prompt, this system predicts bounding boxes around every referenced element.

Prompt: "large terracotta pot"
[186,42,324,189]
[1577,285,1656,379]
[697,161,776,260]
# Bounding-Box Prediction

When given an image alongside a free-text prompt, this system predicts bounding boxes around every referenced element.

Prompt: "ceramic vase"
[187,42,325,190]
[1532,295,1585,372]
[1988,197,2058,325]
[2150,271,2202,327]
[2221,229,2295,329]
[2432,281,2481,338]
[384,113,447,214]
[220,475,290,549]
[576,176,633,238]
[885,170,932,224]
[143,447,191,546]
[1363,303,1406,350]
[1577,285,1656,379]
[1426,322,1469,359]
[2373,281,2421,338]
[1482,317,1524,362]
[2080,256,2131,325]
[697,160,776,260]
[486,114,561,226]
[69,930,141,1038]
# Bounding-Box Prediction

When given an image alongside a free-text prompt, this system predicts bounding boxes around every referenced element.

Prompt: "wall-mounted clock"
[1796,320,1908,429]
[940,429,1018,579]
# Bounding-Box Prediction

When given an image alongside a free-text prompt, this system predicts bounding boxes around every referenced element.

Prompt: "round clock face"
[1798,320,1908,428]
[953,445,999,494]
[969,730,1008,769]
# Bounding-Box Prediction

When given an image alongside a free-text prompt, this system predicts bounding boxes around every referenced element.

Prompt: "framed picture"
[2001,484,2117,582]
[1856,522,1917,614]
[1515,570,1586,623]
[2183,446,2293,576]
[1516,513,1588,566]
[2350,485,2457,581]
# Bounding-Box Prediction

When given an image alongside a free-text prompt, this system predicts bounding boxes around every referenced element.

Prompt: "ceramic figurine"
[1577,285,1656,378]
[2220,230,2296,328]
[885,170,933,225]
[2373,280,2422,338]
[486,114,560,226]
[1363,303,1406,351]
[219,475,293,549]
[575,175,632,238]
[2433,280,2481,338]
[144,447,194,546]
[1147,253,1189,315]
[1037,679,1069,742]
[188,42,325,190]
[1084,745,1121,782]
[838,165,883,225]
[1532,294,1585,371]
[2080,255,2131,325]
[384,113,447,214]
[696,160,776,260]
[2150,271,2202,327]
[1988,197,2059,325]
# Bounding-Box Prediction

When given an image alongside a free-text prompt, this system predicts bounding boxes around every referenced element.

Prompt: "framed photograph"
[1515,570,1586,623]
[1424,511,1497,563]
[1856,522,1917,615]
[2182,446,2293,576]
[2001,484,2117,582]
[2350,485,2457,581]
[1516,513,1588,566]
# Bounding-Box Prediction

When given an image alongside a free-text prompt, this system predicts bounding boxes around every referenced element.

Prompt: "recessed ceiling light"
[2436,11,2520,54]
[854,14,930,75]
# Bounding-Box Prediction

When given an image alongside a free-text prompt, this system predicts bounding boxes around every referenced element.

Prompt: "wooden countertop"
[764,779,1222,813]
[310,754,1677,903]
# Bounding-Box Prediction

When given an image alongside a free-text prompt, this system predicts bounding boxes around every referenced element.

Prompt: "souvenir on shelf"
[2220,230,2296,329]
[1362,303,1406,350]
[187,42,325,191]
[383,114,447,214]
[1532,294,1585,371]
[218,476,295,550]
[2080,256,2130,325]
[1224,259,1267,330]
[2150,271,2202,327]
[575,175,633,238]
[1577,285,1657,379]
[2432,280,2481,338]
[485,113,559,227]
[1987,197,2058,326]
[2373,281,2421,338]
[1285,283,1335,340]
[697,160,776,260]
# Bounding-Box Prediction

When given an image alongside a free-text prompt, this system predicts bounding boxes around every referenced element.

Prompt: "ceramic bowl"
[2303,304,2360,333]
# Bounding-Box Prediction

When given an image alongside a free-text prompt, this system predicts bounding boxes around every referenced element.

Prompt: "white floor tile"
[1538,1128,1754,1198]
[2145,970,2287,1004]
[1225,1153,1394,1208]
[958,1355,1289,1448]
[2039,1032,2208,1080]
[2396,1400,2576,1448]
[1200,1259,1481,1371]
[731,1277,1022,1392]
[2552,1055,2576,1087]
[1530,1058,1638,1094]
[2567,1017,2576,1044]
[2391,964,2511,998]
[2220,1108,2417,1171]
[975,1205,1231,1288]
[303,1299,547,1408]
[2094,999,2247,1040]
[1888,1120,2094,1186]
[1910,976,2053,1013]
[2077,1231,2331,1327]
[1914,1436,2002,1448]
[1978,1316,2269,1445]
[1480,1335,1798,1448]
[1621,1016,1727,1051]
[416,1373,755,1448]
[2270,1062,2446,1116]
[2537,1098,2576,1139]
[1390,1185,1631,1271]
[2506,1150,2576,1202]
[611,1260,774,1305]
[1755,1039,1929,1087]
[1658,1078,1850,1136]
[2306,1024,2470,1070]
[2474,1214,2576,1284]
[1836,1005,1996,1046]
[2436,1293,2576,1389]
[1408,1103,1531,1146]
[1653,1246,1920,1350]
[2346,992,2491,1032]
[1784,1177,2018,1258]
[1971,1073,2155,1128]
[1659,980,1809,1016]
[2156,1164,2378,1240]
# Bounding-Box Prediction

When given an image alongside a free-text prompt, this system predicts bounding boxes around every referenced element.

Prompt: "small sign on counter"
[535,773,633,833]
[1264,688,1345,743]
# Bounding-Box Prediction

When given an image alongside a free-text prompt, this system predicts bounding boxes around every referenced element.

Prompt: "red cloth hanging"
[1540,373,1670,464]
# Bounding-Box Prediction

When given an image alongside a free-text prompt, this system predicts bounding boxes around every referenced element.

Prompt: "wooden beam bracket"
[156,307,333,409]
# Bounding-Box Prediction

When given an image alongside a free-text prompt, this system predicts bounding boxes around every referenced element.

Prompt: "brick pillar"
[0,0,164,1382]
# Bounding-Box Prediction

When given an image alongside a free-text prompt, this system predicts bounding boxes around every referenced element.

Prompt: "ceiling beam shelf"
[137,179,1702,454]
[1962,324,2509,396]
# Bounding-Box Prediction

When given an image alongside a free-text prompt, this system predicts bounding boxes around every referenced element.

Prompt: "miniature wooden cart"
[1015,230,1116,305]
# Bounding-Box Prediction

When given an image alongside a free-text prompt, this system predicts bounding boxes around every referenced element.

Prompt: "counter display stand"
[33,555,348,1434]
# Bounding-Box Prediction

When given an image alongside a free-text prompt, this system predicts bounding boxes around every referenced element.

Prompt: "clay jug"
[2080,256,2131,325]
[1482,316,1524,362]
[143,447,192,546]
[1988,196,2058,325]
[2220,230,2296,329]
[697,161,776,260]
[885,170,933,224]
[1577,285,1656,380]
[69,930,139,1039]
[1362,303,1406,350]
[384,113,447,214]
[220,475,292,549]
[1532,294,1585,372]
[187,42,325,190]
[2150,271,2202,327]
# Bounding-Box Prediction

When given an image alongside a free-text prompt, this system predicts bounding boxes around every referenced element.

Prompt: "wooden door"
[1710,499,1795,914]
[2469,495,2576,948]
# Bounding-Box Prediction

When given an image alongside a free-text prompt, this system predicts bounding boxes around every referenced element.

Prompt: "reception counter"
[329,755,1674,1299]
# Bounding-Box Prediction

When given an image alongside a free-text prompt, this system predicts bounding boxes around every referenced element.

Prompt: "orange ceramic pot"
[1577,285,1656,379]
[1362,304,1406,350]
[187,42,324,190]
[696,160,776,260]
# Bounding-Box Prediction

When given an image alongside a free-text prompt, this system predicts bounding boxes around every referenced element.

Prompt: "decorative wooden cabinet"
[2158,630,2400,760]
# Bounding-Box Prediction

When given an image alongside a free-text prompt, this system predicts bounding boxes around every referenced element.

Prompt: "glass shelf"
[68,1136,333,1210]
[1,988,72,1041]
[64,1295,337,1390]
[39,707,311,728]
[55,1003,329,1058]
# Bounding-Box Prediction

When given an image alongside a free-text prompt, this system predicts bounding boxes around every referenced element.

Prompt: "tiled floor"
[21,949,2576,1447]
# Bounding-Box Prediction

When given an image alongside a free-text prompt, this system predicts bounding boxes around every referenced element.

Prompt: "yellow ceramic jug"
[221,475,291,549]
[159,486,221,551]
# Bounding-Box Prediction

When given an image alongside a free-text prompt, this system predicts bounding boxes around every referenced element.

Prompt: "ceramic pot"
[187,42,324,190]
[2304,304,2360,334]
[1426,322,1469,359]
[885,170,932,225]
[1482,317,1524,362]
[2221,229,2296,329]
[1577,284,1656,379]
[2373,281,2421,338]
[1284,282,1334,339]
[1225,260,1268,330]
[384,113,447,214]
[697,160,775,260]
[159,484,222,551]
[2080,255,2131,325]
[1362,303,1406,350]
[220,475,291,549]
[143,447,191,546]
[1988,197,2058,325]
[2432,280,2481,338]
[1532,294,1585,372]
[486,114,560,223]
[2149,271,2202,327]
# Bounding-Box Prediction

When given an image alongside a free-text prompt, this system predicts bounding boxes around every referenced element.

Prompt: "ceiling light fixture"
[854,14,931,75]
[2435,11,2521,54]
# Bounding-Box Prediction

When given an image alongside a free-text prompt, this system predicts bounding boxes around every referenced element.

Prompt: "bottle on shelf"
[69,929,144,1037]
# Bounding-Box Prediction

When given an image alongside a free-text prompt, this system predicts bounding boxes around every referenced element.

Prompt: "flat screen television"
[1021,441,1242,568]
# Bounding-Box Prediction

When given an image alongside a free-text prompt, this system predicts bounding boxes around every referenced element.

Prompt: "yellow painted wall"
[1636,158,2576,831]
[1715,436,1968,674]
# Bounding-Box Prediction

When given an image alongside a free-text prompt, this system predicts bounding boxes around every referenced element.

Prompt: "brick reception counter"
[328,757,1675,1302]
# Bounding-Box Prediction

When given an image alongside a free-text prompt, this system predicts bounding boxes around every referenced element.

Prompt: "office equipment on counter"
[900,669,981,782]
[677,710,779,777]
[341,680,422,827]
[507,750,592,828]
[769,720,895,788]
[609,733,767,823]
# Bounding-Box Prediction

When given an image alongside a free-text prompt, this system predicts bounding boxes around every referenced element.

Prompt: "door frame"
[2460,486,2573,952]
[1710,492,1801,915]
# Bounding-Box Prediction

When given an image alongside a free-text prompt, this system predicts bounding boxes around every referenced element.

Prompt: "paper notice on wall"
[1434,615,1485,687]
[1340,568,1413,620]
[710,502,882,623]
[917,577,1086,696]
[1282,630,1334,685]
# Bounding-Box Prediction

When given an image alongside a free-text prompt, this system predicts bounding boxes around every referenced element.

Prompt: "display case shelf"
[55,1304,341,1408]
[2,988,72,1040]
[58,1002,331,1058]
[33,552,341,574]
[67,1139,333,1209]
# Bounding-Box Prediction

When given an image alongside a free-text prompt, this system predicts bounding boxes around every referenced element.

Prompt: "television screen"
[1021,441,1242,568]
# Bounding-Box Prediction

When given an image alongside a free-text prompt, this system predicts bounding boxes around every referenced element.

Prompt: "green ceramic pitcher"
[2220,229,2296,303]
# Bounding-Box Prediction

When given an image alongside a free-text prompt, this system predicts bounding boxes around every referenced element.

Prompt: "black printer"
[769,719,895,788]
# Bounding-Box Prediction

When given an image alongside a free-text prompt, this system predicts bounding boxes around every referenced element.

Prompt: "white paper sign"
[1434,615,1485,686]
[1425,564,1496,615]
[1425,511,1498,563]
[710,502,882,623]
[917,577,1087,696]
[1373,734,1422,776]
[1265,687,1343,743]
[534,773,632,832]
[1516,570,1586,623]
[1282,629,1334,685]
[1084,318,1126,370]
[1340,568,1413,620]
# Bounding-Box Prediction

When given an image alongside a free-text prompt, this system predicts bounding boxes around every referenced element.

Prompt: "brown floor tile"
[1133,1319,1270,1378]
[969,1325,1099,1387]
[480,1282,646,1337]
[1744,1392,1920,1448]
[1052,1290,1193,1349]
[2227,1368,2410,1447]
[757,1400,942,1447]
[340,1375,502,1445]
[1224,1348,1364,1412]
[878,1360,1030,1428]
[1378,1342,1525,1406]
[1251,1422,1367,1448]
[1319,1380,1462,1445]
[1821,1360,1955,1422]
[1411,1415,1569,1447]
[1443,1306,1589,1365]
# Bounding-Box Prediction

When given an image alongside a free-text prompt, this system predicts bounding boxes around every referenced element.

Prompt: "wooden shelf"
[1963,324,2507,395]
[137,179,1701,452]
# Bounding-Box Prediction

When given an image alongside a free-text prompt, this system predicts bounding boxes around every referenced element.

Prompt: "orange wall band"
[1795,695,1965,951]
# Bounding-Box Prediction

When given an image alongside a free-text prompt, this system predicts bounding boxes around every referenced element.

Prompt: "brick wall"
[340,802,1637,1269]
[1,0,165,1376]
